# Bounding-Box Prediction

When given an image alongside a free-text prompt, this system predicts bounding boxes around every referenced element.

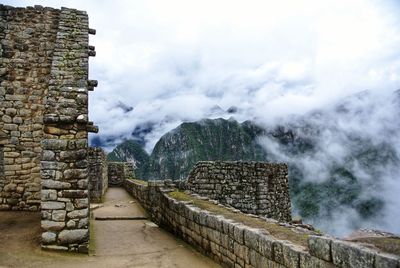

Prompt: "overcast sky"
[6,0,400,151]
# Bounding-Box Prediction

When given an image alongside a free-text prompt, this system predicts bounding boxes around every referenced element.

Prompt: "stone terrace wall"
[125,179,400,268]
[187,161,291,222]
[108,162,134,186]
[88,147,108,202]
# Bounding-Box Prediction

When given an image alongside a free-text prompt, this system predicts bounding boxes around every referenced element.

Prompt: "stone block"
[258,233,274,259]
[42,232,56,244]
[42,139,68,150]
[41,220,65,231]
[300,251,335,268]
[308,235,332,262]
[42,180,71,189]
[52,210,66,221]
[375,253,399,268]
[41,189,57,201]
[233,224,246,244]
[273,240,284,265]
[67,208,88,219]
[58,229,88,244]
[41,201,65,210]
[243,227,261,251]
[281,242,302,268]
[331,240,375,268]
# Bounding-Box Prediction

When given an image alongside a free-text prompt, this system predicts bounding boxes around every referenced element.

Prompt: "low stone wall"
[124,179,400,268]
[187,161,291,222]
[88,147,108,203]
[108,162,134,186]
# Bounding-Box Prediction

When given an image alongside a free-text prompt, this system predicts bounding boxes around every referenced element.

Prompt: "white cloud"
[6,0,399,147]
[5,0,400,237]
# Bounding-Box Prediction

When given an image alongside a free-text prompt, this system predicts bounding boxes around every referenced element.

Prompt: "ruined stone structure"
[88,147,108,203]
[125,179,400,268]
[108,162,134,186]
[187,161,291,222]
[0,4,97,252]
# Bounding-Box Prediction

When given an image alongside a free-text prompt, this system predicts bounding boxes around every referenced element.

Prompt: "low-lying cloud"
[6,0,400,235]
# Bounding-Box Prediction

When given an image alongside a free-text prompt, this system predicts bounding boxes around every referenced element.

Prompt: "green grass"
[168,191,311,247]
[349,237,400,255]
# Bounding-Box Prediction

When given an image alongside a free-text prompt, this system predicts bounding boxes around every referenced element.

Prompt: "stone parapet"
[125,179,400,268]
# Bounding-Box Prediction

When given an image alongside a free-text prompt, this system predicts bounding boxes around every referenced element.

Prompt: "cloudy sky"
[6,0,400,151]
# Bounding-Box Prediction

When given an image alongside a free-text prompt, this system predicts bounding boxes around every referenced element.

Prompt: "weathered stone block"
[243,227,261,251]
[52,210,66,221]
[67,208,88,219]
[41,201,65,210]
[41,189,57,201]
[42,180,71,189]
[375,253,399,268]
[41,220,65,231]
[58,229,88,244]
[42,232,57,244]
[42,139,68,150]
[233,224,246,245]
[258,233,274,259]
[300,251,335,268]
[308,235,332,262]
[331,240,375,268]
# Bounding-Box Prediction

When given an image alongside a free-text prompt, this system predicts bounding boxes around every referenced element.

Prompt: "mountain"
[107,89,400,236]
[107,140,150,178]
[146,118,266,179]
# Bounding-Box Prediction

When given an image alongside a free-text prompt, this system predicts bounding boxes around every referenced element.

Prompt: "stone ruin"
[4,5,399,267]
[108,161,134,186]
[0,4,97,252]
[88,147,108,203]
[187,161,292,222]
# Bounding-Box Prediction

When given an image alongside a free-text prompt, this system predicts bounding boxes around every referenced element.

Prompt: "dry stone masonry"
[187,161,292,222]
[125,179,400,268]
[0,4,97,253]
[108,162,134,186]
[88,147,108,203]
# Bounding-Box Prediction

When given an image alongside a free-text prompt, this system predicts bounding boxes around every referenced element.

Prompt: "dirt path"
[0,188,220,268]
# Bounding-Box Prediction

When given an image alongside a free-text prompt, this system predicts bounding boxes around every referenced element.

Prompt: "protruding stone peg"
[88,80,98,91]
[88,50,96,57]
[88,28,96,35]
[88,45,95,51]
[87,124,99,133]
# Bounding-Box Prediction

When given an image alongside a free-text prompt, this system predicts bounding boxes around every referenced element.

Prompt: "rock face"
[148,119,266,180]
[107,140,149,178]
[109,119,266,180]
[187,161,292,222]
[0,4,97,253]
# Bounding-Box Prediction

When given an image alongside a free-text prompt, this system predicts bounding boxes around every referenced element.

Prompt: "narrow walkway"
[0,188,220,268]
[90,187,221,267]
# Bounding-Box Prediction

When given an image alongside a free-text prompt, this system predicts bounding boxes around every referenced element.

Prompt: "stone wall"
[0,4,97,253]
[125,179,400,268]
[187,161,291,222]
[108,162,134,186]
[88,147,108,203]
[0,5,60,211]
